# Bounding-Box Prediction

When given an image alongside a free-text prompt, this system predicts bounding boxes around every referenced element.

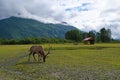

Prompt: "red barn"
[83,37,95,45]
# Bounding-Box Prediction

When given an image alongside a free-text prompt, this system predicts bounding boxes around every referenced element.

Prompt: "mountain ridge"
[0,17,78,39]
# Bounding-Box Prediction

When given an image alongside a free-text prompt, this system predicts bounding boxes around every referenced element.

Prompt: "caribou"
[28,45,51,62]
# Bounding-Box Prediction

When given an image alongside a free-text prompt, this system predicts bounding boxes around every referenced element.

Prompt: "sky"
[0,0,120,39]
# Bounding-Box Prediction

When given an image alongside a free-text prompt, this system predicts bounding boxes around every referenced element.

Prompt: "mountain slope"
[0,17,77,39]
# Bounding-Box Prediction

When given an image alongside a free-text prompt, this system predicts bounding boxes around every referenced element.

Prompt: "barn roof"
[84,37,92,41]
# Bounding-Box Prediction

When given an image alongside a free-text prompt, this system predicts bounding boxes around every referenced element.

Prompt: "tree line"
[0,38,73,45]
[0,27,118,45]
[65,27,112,43]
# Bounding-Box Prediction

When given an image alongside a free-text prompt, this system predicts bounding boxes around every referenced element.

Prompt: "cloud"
[0,0,67,23]
[0,0,120,39]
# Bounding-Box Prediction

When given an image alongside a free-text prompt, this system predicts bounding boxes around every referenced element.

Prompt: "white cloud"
[0,0,120,39]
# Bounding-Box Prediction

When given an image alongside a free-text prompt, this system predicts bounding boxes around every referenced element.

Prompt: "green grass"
[0,43,120,80]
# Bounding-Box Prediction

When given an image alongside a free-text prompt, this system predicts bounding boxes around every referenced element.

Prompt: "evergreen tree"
[100,28,111,42]
[82,32,89,39]
[65,30,82,42]
[88,31,95,38]
[107,29,112,42]
[96,32,101,42]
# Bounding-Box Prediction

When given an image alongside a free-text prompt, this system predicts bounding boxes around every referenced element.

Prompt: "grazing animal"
[28,45,51,62]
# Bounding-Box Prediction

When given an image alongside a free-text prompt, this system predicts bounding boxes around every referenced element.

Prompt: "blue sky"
[0,0,120,39]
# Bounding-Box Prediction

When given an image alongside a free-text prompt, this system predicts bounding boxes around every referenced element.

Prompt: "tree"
[88,31,95,38]
[107,29,112,42]
[82,32,89,40]
[65,30,82,42]
[100,28,111,42]
[96,32,101,42]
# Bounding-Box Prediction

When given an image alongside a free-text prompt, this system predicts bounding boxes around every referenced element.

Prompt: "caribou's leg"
[40,55,42,61]
[38,54,42,62]
[28,52,32,62]
[33,52,37,61]
[38,54,40,62]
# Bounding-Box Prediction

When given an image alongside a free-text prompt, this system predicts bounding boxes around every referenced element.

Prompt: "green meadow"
[0,43,120,80]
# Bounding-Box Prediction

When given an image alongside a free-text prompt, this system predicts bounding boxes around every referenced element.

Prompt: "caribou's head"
[43,45,52,62]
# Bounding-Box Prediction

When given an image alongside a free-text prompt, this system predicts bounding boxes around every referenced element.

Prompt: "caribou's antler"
[45,44,52,57]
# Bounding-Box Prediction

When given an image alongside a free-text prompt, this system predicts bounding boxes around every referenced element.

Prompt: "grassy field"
[0,43,120,80]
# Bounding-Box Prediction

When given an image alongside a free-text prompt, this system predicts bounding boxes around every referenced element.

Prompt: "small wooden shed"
[83,37,95,45]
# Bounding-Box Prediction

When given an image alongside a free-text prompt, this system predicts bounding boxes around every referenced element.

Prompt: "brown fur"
[28,45,51,62]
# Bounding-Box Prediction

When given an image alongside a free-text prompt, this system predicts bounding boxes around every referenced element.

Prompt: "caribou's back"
[30,46,41,52]
[30,46,44,54]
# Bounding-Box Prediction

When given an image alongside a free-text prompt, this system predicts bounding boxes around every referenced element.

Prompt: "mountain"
[0,17,77,39]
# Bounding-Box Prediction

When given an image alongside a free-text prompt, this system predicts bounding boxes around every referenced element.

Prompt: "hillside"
[0,17,77,39]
